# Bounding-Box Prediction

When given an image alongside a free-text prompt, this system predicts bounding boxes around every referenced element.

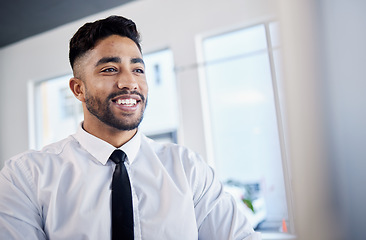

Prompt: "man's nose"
[117,71,138,90]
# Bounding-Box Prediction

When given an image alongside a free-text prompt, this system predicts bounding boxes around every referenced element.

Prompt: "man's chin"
[106,117,143,131]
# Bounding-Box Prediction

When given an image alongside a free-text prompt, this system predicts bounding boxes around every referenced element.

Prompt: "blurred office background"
[1,0,366,239]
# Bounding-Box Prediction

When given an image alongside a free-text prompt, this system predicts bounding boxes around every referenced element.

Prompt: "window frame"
[197,21,295,238]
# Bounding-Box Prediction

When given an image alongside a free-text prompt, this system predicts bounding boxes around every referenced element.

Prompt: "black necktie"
[110,149,134,240]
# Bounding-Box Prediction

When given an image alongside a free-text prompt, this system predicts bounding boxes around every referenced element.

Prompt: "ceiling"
[0,0,134,48]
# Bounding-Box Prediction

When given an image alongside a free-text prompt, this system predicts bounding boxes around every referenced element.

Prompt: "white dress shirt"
[0,124,261,240]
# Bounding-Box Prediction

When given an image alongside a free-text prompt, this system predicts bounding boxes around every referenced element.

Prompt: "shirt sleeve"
[0,158,47,240]
[188,152,261,240]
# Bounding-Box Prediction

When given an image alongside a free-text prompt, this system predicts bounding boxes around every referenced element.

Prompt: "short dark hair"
[69,15,141,69]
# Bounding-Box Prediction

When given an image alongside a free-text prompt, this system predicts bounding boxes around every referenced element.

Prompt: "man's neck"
[82,121,137,148]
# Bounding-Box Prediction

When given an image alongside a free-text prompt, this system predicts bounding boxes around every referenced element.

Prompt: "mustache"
[108,89,146,103]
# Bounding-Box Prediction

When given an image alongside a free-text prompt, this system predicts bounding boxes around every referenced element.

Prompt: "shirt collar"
[72,122,141,165]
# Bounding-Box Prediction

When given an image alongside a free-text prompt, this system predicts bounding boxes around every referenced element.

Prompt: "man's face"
[74,35,148,131]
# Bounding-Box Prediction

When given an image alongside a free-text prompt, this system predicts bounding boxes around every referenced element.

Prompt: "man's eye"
[102,68,117,72]
[134,68,144,74]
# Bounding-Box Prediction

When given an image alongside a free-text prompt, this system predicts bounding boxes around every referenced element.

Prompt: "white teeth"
[116,98,137,106]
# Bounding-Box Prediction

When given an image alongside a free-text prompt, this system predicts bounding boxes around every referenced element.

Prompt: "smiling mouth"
[115,98,137,106]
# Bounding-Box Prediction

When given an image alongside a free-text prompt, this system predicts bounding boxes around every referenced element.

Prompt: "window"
[30,49,179,149]
[139,49,180,143]
[201,22,289,233]
[31,74,82,150]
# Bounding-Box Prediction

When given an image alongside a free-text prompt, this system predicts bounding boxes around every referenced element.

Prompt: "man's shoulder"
[39,135,78,155]
[140,134,205,166]
[5,135,78,168]
[141,134,190,154]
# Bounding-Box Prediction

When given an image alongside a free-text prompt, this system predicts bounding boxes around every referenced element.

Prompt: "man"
[0,16,261,239]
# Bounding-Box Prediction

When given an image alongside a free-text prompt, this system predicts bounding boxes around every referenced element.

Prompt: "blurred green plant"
[242,198,255,213]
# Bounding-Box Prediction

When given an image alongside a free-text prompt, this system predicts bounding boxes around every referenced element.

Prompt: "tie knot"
[109,149,126,164]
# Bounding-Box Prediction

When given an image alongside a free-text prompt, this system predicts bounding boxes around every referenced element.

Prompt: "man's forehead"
[95,35,140,51]
[92,39,142,59]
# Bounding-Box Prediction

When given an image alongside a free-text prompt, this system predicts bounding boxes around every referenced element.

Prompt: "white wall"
[319,0,366,239]
[277,1,334,238]
[0,0,279,166]
[278,0,366,239]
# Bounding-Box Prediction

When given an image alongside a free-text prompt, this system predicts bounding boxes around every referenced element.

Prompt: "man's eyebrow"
[95,57,121,67]
[131,57,145,66]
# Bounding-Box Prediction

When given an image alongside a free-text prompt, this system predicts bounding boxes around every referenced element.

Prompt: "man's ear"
[69,77,85,102]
